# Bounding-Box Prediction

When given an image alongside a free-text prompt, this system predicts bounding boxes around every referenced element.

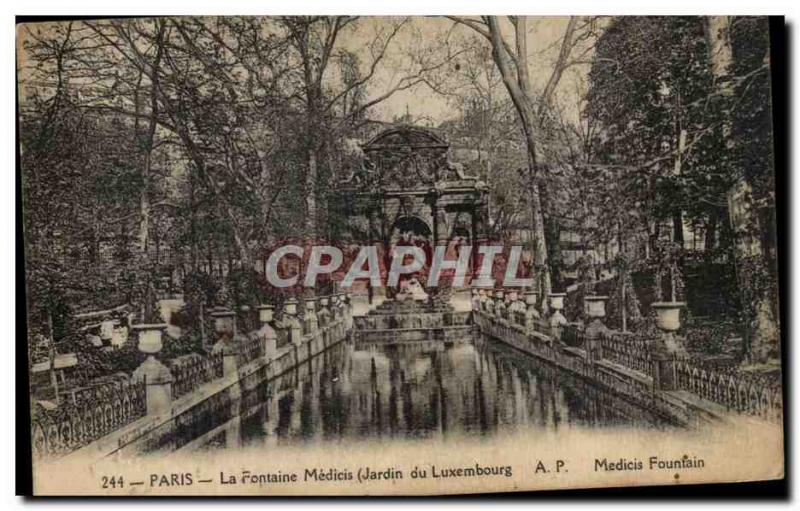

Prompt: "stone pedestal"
[485,290,495,315]
[303,298,319,334]
[494,290,505,320]
[496,299,507,322]
[257,304,278,360]
[342,294,353,330]
[584,319,609,360]
[548,293,568,327]
[522,290,538,330]
[329,295,340,321]
[131,323,172,416]
[133,355,173,416]
[650,302,687,390]
[470,288,481,312]
[651,344,678,391]
[582,296,608,358]
[211,309,240,377]
[548,293,568,341]
[217,342,240,377]
[584,295,609,320]
[283,298,303,347]
[316,297,330,327]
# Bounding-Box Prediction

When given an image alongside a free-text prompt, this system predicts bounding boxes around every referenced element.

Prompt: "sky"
[15,16,599,129]
[338,16,598,127]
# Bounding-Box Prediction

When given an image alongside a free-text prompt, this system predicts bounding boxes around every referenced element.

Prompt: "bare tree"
[276,16,464,239]
[447,16,600,307]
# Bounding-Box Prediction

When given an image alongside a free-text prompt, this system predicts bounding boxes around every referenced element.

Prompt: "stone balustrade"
[33,293,354,460]
[472,288,783,425]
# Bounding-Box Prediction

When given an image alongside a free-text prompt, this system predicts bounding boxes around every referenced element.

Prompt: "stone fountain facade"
[336,125,487,342]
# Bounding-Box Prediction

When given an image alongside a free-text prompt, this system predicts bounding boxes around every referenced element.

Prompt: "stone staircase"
[353,297,472,342]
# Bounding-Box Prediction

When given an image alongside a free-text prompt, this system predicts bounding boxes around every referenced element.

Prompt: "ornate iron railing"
[31,380,146,458]
[531,318,553,338]
[238,335,265,366]
[236,308,259,336]
[171,354,220,399]
[211,351,223,378]
[674,358,783,421]
[598,331,652,375]
[561,324,585,348]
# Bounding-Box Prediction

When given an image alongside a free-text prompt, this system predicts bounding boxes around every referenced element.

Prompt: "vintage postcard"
[18,15,783,496]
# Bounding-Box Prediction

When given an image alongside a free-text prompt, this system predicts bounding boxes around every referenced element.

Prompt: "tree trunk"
[621,272,628,332]
[47,312,59,405]
[706,16,779,363]
[672,210,684,247]
[305,149,318,239]
[525,159,552,312]
[139,153,151,252]
[485,17,553,310]
[139,22,165,256]
[189,170,198,270]
[705,210,718,252]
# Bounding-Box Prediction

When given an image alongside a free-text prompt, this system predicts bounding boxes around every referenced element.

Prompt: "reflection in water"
[214,337,672,451]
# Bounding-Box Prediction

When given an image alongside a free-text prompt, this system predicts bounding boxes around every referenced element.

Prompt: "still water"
[190,337,671,452]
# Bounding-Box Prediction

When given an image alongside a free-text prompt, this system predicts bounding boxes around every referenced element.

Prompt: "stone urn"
[100,320,116,346]
[549,293,566,311]
[210,308,236,336]
[282,297,303,346]
[651,301,688,358]
[257,304,275,325]
[283,297,299,316]
[651,301,686,332]
[584,295,609,320]
[523,290,540,322]
[548,293,568,329]
[132,323,168,354]
[210,309,241,363]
